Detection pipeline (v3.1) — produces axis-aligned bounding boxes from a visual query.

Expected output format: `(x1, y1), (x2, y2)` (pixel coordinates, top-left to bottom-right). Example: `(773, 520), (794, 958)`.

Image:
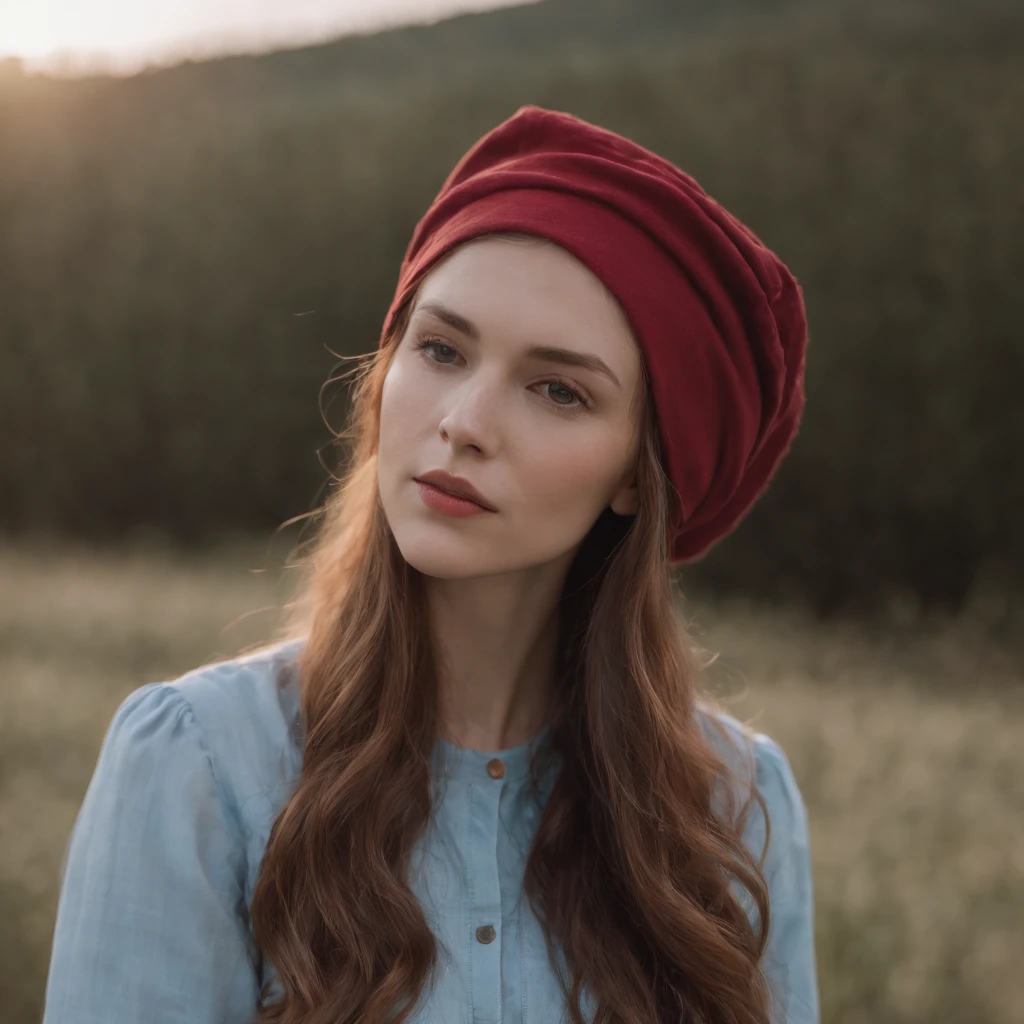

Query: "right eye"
(415, 337), (460, 365)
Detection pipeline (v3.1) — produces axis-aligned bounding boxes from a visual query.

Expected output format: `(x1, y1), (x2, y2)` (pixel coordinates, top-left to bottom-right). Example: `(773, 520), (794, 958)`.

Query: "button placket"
(469, 756), (505, 1024)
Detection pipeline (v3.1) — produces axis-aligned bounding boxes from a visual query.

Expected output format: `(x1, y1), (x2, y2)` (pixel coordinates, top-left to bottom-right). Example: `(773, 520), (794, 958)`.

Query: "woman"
(43, 105), (818, 1024)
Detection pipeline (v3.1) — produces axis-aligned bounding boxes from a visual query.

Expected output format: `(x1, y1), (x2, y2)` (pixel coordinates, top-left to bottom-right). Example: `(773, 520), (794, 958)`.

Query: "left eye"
(544, 382), (580, 406)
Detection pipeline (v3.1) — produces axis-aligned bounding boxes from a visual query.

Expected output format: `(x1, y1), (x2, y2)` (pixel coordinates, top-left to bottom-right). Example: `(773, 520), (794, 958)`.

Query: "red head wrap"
(381, 105), (808, 564)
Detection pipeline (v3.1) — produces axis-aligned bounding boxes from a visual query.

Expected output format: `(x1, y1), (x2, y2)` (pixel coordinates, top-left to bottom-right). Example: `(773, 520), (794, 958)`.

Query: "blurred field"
(1, 539), (1022, 1023)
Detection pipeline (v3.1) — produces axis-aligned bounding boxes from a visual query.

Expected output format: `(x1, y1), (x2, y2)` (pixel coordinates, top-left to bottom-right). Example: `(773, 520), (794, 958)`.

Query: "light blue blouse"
(43, 638), (819, 1024)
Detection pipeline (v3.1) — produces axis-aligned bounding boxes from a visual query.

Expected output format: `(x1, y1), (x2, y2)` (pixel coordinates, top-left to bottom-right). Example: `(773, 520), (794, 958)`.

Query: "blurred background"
(1, 0), (1022, 1020)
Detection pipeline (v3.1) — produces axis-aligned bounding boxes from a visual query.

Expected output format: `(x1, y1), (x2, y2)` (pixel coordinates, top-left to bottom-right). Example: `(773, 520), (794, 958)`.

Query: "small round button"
(476, 924), (496, 944)
(486, 758), (506, 779)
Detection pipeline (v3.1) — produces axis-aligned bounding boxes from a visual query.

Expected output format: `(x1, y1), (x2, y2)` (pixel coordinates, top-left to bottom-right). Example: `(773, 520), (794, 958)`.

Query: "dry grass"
(1, 539), (1021, 1023)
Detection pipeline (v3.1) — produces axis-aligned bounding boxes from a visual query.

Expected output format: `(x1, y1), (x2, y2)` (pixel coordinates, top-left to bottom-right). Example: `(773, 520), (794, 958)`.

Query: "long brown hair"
(250, 234), (774, 1024)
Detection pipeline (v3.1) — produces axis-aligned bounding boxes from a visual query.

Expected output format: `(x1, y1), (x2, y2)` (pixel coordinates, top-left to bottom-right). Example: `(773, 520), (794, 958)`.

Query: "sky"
(0, 0), (532, 76)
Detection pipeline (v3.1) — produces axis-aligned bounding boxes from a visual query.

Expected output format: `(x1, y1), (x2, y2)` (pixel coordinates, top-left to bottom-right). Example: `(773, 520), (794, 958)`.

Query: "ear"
(609, 482), (639, 517)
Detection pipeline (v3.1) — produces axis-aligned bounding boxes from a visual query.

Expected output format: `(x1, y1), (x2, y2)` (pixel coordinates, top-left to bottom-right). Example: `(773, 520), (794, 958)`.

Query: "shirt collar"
(430, 722), (556, 787)
(275, 636), (561, 790)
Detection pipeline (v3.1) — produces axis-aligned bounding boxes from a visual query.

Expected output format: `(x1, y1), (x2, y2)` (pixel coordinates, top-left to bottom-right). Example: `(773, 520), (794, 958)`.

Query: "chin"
(395, 526), (581, 583)
(385, 515), (518, 577)
(397, 538), (506, 580)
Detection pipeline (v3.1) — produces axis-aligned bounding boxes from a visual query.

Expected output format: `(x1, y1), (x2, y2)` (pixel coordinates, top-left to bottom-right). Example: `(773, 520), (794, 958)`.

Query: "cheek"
(379, 361), (429, 453)
(516, 429), (625, 515)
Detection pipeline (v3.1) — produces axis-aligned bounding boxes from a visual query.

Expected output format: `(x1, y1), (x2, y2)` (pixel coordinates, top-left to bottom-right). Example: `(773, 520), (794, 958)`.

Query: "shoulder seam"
(752, 733), (810, 851)
(155, 681), (252, 866)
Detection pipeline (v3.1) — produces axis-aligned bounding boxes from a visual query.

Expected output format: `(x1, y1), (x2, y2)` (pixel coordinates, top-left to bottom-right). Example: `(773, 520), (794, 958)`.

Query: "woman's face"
(377, 235), (644, 580)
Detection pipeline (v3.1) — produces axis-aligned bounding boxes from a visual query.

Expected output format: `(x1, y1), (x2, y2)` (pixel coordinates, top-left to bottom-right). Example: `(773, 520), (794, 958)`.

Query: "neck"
(424, 554), (573, 752)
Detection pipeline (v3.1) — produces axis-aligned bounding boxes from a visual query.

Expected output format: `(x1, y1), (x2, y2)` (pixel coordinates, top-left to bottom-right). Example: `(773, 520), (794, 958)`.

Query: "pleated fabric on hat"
(381, 105), (808, 564)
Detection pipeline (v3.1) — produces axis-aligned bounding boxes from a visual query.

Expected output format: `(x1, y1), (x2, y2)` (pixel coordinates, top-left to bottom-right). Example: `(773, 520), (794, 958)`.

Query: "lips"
(413, 471), (496, 511)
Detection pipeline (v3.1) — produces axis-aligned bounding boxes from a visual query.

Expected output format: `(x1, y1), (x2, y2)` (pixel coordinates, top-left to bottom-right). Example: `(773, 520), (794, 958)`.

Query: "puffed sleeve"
(43, 682), (261, 1024)
(751, 734), (820, 1024)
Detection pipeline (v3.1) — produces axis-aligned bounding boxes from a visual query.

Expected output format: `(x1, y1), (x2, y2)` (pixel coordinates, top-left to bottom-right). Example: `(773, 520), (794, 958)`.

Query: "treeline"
(0, 0), (1021, 615)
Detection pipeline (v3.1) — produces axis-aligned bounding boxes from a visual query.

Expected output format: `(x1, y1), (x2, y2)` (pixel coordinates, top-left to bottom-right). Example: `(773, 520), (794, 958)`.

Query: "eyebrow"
(412, 300), (622, 389)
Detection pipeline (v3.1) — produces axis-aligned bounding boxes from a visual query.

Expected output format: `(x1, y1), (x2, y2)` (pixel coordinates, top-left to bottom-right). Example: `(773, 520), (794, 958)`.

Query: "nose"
(437, 374), (502, 452)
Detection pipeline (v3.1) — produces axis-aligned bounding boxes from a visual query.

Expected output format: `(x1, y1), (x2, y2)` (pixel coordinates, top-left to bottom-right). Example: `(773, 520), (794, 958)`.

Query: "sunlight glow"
(0, 0), (534, 75)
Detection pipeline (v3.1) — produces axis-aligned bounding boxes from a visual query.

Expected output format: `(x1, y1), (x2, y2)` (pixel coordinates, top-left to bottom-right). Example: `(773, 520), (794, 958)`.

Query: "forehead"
(413, 237), (638, 354)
